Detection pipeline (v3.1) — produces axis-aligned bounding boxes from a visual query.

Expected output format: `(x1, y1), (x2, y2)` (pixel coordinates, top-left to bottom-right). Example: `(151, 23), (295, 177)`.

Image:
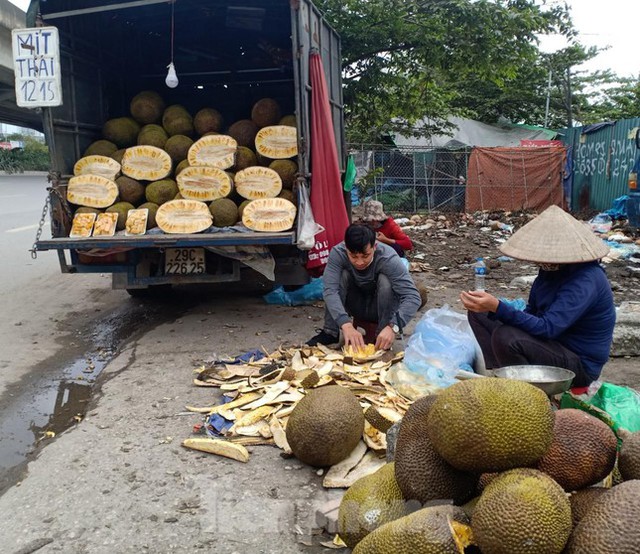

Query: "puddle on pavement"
(0, 291), (206, 497)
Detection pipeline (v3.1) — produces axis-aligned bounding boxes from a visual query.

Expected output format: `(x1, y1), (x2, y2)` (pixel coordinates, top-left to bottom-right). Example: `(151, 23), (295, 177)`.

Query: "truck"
(27, 0), (344, 295)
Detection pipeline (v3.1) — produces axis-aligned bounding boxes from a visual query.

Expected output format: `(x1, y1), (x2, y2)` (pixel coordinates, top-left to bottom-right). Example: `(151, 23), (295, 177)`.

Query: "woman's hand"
(376, 231), (394, 244)
(460, 290), (500, 313)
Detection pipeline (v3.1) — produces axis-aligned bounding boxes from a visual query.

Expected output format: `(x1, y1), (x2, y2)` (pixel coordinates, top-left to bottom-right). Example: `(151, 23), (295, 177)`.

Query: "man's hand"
(375, 325), (395, 350)
(460, 290), (499, 313)
(342, 322), (365, 348)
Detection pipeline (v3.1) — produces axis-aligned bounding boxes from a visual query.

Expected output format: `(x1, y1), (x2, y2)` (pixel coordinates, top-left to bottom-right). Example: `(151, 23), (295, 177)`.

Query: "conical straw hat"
(499, 205), (609, 264)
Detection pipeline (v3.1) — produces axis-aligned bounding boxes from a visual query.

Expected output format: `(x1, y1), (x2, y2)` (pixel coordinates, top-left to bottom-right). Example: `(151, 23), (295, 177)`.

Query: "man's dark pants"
(324, 271), (398, 337)
(468, 311), (592, 388)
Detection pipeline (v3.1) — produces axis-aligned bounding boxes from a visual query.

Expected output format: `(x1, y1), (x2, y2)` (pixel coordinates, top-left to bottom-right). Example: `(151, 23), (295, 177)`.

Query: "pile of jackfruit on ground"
(66, 91), (298, 237)
(183, 345), (640, 553)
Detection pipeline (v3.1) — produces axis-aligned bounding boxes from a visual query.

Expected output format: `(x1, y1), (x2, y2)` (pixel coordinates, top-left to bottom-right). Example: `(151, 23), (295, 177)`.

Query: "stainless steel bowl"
(493, 365), (576, 396)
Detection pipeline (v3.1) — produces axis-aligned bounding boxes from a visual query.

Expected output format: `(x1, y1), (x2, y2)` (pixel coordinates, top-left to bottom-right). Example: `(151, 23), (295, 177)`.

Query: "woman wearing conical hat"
(460, 205), (616, 388)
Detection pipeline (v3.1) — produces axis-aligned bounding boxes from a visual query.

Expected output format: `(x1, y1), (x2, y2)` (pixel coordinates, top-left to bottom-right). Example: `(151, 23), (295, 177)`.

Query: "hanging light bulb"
(165, 1), (178, 88)
(165, 62), (179, 88)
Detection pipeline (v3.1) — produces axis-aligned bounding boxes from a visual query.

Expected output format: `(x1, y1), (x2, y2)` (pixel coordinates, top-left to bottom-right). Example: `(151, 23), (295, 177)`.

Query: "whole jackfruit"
(618, 430), (640, 481)
(338, 463), (410, 548)
(209, 198), (239, 227)
(233, 146), (258, 171)
(162, 105), (193, 137)
(164, 135), (194, 164)
(130, 90), (165, 124)
(106, 201), (135, 231)
(102, 117), (140, 148)
(427, 378), (554, 473)
(395, 395), (478, 505)
(565, 480), (640, 553)
(138, 124), (168, 148)
(84, 140), (118, 157)
(285, 386), (364, 467)
(569, 487), (607, 528)
(145, 179), (179, 205)
(251, 98), (281, 128)
(228, 119), (259, 148)
(116, 176), (145, 205)
(269, 159), (297, 189)
(194, 107), (223, 136)
(537, 408), (617, 491)
(352, 505), (469, 554)
(138, 202), (159, 228)
(472, 468), (572, 554)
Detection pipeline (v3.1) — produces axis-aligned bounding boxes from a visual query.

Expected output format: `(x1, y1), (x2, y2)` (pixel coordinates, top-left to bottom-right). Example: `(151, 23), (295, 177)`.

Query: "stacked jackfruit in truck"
(30, 0), (344, 292)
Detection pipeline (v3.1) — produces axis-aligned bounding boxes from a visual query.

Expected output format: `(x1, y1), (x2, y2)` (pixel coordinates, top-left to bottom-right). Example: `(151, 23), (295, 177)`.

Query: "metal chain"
(30, 190), (50, 259)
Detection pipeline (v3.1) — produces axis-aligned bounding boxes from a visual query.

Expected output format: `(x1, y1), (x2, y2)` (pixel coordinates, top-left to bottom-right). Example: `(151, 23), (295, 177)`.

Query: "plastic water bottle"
(474, 257), (486, 291)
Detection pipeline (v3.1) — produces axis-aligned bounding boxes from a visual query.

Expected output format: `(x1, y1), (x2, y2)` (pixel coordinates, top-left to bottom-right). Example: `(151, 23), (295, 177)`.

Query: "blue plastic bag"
(263, 277), (324, 306)
(404, 305), (476, 387)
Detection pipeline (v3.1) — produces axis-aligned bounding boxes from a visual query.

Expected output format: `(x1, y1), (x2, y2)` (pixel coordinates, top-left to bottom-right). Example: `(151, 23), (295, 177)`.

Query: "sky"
(6, 0), (638, 78)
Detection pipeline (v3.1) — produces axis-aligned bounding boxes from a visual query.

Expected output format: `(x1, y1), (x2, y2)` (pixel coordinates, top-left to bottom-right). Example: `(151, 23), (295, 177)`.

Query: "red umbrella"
(305, 49), (349, 274)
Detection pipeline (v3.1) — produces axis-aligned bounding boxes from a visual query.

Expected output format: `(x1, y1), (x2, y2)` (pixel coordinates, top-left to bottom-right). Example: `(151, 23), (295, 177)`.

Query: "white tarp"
(393, 116), (557, 148)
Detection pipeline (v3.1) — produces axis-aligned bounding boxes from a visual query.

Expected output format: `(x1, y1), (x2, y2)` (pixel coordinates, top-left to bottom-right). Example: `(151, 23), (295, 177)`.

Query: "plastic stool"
(353, 318), (378, 344)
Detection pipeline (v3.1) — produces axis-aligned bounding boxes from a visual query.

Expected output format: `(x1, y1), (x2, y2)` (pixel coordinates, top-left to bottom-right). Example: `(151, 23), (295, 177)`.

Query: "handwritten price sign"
(12, 26), (62, 108)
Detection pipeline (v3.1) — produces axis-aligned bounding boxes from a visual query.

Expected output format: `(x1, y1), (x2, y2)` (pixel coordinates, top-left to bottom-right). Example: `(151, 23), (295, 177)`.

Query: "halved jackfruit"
(177, 166), (233, 201)
(242, 197), (296, 232)
(156, 199), (212, 234)
(73, 155), (121, 181)
(255, 125), (298, 159)
(235, 166), (282, 200)
(67, 175), (119, 208)
(187, 135), (237, 169)
(121, 145), (172, 181)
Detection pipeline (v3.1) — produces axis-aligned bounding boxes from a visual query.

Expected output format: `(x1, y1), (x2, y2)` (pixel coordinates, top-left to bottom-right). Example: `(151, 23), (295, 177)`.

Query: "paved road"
(0, 174), (130, 491)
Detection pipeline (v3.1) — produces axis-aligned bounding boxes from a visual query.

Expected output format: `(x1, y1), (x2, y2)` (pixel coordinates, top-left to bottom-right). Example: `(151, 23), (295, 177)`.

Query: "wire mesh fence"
(348, 144), (566, 215)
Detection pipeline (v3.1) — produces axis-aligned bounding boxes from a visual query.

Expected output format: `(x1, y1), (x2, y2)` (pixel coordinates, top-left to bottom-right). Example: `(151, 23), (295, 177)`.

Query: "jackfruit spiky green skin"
(209, 198), (239, 227)
(194, 108), (224, 136)
(174, 159), (189, 177)
(164, 135), (193, 164)
(228, 119), (258, 148)
(116, 176), (145, 205)
(395, 395), (478, 506)
(233, 147), (258, 171)
(427, 378), (554, 473)
(338, 463), (410, 549)
(537, 409), (617, 491)
(237, 200), (251, 218)
(279, 114), (297, 127)
(251, 98), (281, 128)
(285, 386), (364, 467)
(138, 202), (159, 228)
(277, 189), (295, 204)
(162, 105), (193, 137)
(569, 488), (608, 528)
(111, 149), (126, 164)
(472, 469), (572, 554)
(75, 206), (101, 215)
(102, 117), (141, 148)
(137, 124), (168, 149)
(269, 159), (297, 189)
(352, 505), (468, 554)
(106, 201), (135, 231)
(619, 431), (640, 481)
(145, 179), (178, 205)
(565, 480), (640, 553)
(84, 140), (118, 157)
(130, 90), (165, 124)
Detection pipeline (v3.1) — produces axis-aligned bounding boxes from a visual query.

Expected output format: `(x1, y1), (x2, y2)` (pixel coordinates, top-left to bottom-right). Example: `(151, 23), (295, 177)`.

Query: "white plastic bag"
(296, 183), (324, 250)
(404, 305), (477, 387)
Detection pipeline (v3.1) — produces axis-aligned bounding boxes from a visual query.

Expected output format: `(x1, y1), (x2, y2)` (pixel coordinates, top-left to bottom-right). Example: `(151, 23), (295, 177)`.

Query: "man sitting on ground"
(307, 224), (422, 350)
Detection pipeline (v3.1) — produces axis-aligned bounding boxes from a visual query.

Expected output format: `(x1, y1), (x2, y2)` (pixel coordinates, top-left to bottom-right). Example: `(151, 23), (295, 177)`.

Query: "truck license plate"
(165, 248), (205, 275)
